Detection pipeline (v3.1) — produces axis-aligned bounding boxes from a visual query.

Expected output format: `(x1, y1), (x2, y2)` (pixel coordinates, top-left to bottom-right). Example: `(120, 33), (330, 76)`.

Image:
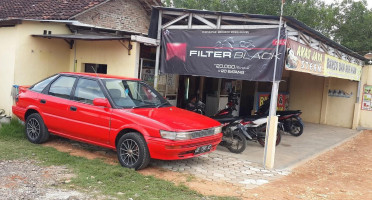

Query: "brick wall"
(75, 0), (150, 34)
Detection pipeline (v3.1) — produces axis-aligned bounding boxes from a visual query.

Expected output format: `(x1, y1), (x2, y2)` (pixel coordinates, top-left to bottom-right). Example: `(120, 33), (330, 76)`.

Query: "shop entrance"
(178, 76), (262, 117)
(177, 75), (202, 109)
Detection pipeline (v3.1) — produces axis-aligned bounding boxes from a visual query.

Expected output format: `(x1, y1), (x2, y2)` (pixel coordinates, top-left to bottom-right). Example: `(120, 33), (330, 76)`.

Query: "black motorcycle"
(257, 97), (304, 137)
(213, 117), (247, 153)
(186, 91), (247, 153)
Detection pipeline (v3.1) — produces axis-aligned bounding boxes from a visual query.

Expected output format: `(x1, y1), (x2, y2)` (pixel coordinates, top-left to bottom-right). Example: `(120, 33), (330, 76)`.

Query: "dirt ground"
(43, 130), (372, 199)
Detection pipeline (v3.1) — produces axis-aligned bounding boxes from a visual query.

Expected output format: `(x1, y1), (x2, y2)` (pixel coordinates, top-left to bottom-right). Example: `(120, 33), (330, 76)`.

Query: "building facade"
(0, 0), (159, 115)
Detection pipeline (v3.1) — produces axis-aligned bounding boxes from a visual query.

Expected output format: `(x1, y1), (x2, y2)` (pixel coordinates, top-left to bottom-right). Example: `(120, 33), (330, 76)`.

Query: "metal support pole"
(73, 40), (77, 72)
(154, 10), (163, 90)
(263, 1), (285, 169)
(253, 81), (259, 113)
(139, 58), (144, 79)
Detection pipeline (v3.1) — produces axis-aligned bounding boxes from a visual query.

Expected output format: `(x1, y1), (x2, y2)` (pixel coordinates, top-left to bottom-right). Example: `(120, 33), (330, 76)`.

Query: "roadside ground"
(43, 130), (372, 199)
(2, 120), (372, 199)
(0, 120), (233, 200)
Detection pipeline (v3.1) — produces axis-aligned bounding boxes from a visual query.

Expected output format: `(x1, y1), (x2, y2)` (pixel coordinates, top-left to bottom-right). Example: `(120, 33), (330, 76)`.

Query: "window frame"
(45, 75), (78, 100)
(71, 77), (107, 105)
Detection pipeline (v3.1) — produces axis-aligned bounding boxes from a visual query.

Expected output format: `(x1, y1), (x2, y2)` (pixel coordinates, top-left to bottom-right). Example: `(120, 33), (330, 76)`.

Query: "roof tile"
(0, 0), (108, 20)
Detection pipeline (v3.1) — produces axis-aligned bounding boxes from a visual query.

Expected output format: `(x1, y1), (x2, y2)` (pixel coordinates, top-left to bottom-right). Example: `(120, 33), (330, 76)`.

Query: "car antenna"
(91, 66), (99, 78)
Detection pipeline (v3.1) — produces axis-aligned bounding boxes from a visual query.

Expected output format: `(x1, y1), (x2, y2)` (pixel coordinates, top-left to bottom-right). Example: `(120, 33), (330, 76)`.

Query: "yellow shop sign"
(324, 54), (362, 81)
(285, 39), (325, 76)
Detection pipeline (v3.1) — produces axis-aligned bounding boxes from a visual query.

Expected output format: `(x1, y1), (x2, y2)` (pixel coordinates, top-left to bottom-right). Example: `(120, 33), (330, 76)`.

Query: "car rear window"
(30, 75), (58, 93)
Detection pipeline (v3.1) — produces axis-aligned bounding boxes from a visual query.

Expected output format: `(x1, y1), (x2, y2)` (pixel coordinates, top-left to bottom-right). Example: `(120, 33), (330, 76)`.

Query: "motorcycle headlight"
(160, 130), (192, 140)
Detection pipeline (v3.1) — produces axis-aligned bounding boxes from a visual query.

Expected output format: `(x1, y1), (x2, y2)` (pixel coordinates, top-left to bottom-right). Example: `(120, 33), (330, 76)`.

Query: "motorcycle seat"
(210, 116), (240, 123)
(243, 114), (267, 121)
(276, 110), (301, 115)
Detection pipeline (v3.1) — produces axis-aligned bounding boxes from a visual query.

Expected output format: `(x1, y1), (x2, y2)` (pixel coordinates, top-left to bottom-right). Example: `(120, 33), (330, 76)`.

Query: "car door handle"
(70, 106), (77, 111)
(40, 99), (46, 104)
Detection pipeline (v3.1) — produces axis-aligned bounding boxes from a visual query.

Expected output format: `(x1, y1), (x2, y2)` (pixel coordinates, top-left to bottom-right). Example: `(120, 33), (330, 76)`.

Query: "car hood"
(128, 106), (220, 132)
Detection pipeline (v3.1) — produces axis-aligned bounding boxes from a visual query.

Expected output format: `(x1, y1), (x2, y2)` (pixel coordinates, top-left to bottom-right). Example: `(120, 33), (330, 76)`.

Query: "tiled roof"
(0, 0), (108, 20)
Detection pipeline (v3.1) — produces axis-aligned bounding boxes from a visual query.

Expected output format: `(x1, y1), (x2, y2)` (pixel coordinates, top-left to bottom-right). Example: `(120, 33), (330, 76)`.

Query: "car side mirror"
(93, 98), (111, 108)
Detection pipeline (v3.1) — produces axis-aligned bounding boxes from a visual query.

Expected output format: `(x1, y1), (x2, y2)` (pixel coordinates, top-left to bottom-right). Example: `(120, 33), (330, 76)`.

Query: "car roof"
(60, 72), (140, 81)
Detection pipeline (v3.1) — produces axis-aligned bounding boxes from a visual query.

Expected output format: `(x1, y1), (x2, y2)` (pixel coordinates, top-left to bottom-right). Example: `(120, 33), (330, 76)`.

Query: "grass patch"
(0, 120), (236, 200)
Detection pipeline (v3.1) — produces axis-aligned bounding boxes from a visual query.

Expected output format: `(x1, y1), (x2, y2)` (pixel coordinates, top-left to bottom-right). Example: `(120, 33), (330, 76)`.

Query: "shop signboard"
(161, 28), (286, 82)
(324, 54), (362, 81)
(362, 85), (372, 111)
(285, 39), (325, 76)
(257, 92), (289, 111)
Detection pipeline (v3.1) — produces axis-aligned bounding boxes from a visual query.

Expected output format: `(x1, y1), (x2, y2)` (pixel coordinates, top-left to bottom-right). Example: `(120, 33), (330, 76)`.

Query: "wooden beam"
(217, 15), (222, 29)
(299, 33), (311, 46)
(188, 13), (193, 28)
(219, 25), (278, 29)
(221, 15), (279, 25)
(320, 43), (329, 52)
(166, 24), (279, 29)
(162, 13), (189, 28)
(194, 14), (217, 29)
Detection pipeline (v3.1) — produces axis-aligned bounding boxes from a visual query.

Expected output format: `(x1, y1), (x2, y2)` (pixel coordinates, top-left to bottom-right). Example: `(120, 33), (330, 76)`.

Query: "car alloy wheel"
(117, 132), (150, 170)
(119, 139), (140, 166)
(27, 118), (41, 140)
(25, 113), (49, 144)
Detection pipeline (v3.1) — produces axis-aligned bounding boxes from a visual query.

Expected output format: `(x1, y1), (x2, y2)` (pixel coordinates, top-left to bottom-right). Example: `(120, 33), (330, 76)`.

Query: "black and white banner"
(160, 28), (286, 82)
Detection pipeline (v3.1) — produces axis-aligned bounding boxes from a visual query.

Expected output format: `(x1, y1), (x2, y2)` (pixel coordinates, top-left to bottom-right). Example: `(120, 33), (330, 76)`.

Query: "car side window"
(74, 78), (105, 104)
(48, 76), (76, 99)
(30, 75), (58, 93)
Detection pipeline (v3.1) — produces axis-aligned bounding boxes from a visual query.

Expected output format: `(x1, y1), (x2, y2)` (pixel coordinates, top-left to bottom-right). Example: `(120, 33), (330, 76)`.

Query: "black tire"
(288, 120), (304, 137)
(227, 131), (247, 154)
(258, 130), (281, 147)
(117, 132), (150, 170)
(25, 113), (49, 144)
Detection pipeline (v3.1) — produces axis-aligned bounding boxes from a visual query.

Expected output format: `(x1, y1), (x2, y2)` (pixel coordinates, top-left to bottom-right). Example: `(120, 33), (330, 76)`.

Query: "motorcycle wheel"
(227, 131), (247, 154)
(257, 131), (281, 147)
(288, 119), (304, 137)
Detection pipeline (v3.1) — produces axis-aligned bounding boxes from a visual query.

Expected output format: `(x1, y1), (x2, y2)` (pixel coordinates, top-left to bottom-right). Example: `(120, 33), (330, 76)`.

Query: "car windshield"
(102, 79), (171, 108)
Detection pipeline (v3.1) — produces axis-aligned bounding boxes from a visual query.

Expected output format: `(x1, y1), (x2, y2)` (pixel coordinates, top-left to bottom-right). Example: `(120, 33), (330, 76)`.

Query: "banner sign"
(285, 39), (325, 76)
(257, 92), (289, 111)
(324, 54), (362, 81)
(362, 85), (372, 111)
(160, 28), (286, 82)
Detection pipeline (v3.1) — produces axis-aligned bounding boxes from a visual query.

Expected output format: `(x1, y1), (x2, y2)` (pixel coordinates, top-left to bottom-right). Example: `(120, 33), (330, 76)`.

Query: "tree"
(333, 0), (372, 54)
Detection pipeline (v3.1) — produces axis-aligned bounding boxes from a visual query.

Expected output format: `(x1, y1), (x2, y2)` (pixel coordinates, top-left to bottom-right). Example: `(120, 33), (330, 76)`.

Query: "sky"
(323, 0), (372, 9)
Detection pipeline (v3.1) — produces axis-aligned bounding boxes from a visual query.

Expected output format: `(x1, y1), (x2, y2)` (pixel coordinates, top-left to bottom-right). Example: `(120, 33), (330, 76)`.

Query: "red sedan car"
(12, 72), (222, 170)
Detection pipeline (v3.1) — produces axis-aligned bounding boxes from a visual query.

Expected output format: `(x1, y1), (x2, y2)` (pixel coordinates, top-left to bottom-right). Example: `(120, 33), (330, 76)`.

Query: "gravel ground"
(0, 160), (108, 200)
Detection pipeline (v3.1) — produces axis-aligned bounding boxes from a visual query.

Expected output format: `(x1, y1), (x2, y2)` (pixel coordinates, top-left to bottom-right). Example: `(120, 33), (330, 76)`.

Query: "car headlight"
(214, 125), (222, 134)
(160, 130), (192, 140)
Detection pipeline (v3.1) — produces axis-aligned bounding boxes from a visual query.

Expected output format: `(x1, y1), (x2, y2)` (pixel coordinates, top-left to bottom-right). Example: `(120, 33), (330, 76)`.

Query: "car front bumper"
(146, 132), (222, 160)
